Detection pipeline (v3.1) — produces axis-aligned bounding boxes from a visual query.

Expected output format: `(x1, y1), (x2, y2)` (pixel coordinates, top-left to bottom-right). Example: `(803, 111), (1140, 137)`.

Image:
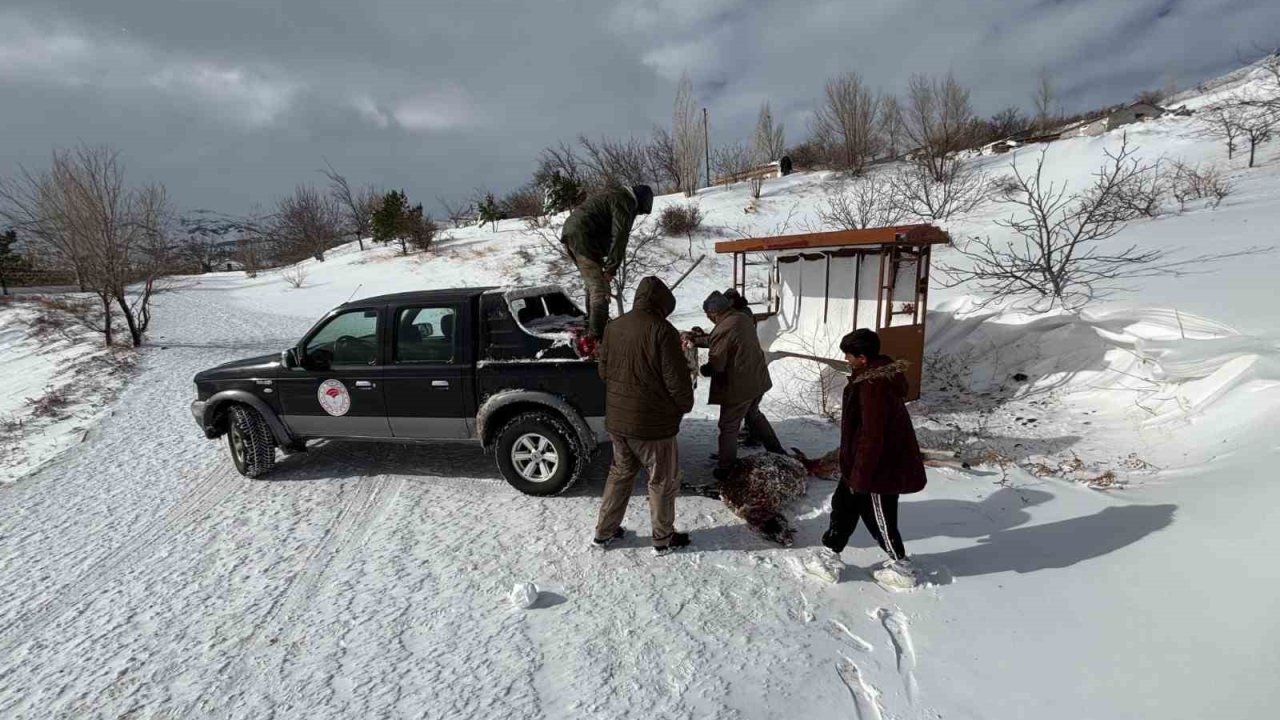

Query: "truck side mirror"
(281, 348), (298, 369)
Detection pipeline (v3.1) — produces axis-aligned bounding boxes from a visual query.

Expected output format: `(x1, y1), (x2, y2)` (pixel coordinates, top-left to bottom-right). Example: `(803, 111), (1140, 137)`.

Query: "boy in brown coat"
(821, 329), (927, 588)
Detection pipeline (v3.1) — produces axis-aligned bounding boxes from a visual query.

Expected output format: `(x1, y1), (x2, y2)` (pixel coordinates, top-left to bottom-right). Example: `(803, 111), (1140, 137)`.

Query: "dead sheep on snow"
(718, 453), (809, 546)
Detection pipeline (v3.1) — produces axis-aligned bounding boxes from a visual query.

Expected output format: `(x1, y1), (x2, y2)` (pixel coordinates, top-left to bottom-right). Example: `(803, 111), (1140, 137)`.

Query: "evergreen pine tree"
(372, 190), (409, 254)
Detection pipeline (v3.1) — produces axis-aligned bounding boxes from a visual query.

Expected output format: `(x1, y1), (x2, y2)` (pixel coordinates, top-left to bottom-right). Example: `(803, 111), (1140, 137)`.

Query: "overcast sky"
(2, 0), (1278, 217)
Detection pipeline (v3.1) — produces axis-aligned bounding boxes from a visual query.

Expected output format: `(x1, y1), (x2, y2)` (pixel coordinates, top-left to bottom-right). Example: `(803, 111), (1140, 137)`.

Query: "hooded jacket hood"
(632, 275), (676, 318)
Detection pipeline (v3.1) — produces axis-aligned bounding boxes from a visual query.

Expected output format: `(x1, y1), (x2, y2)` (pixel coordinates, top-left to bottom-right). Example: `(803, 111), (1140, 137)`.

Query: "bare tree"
(500, 186), (544, 219)
(1200, 102), (1247, 159)
(437, 196), (474, 228)
(0, 145), (175, 346)
(1096, 153), (1166, 220)
(609, 220), (668, 314)
(773, 332), (846, 421)
(880, 95), (907, 159)
(1169, 160), (1232, 211)
(646, 126), (682, 194)
(811, 72), (882, 173)
(321, 161), (379, 251)
(904, 72), (978, 181)
(234, 237), (262, 278)
(1033, 67), (1056, 129)
(754, 101), (786, 162)
(272, 185), (342, 262)
(986, 107), (1031, 141)
(1233, 102), (1277, 168)
(889, 156), (990, 221)
(578, 134), (651, 188)
(673, 74), (704, 197)
(819, 173), (907, 230)
(1172, 158), (1228, 208)
(711, 142), (754, 188)
(535, 141), (586, 188)
(938, 136), (1254, 309)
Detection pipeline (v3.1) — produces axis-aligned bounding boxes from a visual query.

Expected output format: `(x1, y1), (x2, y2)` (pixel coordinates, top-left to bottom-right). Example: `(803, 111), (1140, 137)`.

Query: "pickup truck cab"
(190, 286), (605, 495)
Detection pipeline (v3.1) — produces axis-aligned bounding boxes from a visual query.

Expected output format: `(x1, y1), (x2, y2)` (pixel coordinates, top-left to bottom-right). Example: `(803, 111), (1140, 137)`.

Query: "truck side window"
(304, 309), (379, 366)
(395, 306), (457, 364)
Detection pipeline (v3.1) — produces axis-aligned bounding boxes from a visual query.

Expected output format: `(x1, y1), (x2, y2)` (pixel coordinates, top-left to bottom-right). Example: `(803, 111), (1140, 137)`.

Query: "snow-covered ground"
(2, 64), (1279, 718)
(0, 298), (133, 485)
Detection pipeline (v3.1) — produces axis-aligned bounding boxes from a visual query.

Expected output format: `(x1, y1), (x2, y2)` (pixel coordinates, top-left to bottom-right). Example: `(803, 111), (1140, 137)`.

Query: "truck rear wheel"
(495, 411), (582, 496)
(227, 404), (276, 478)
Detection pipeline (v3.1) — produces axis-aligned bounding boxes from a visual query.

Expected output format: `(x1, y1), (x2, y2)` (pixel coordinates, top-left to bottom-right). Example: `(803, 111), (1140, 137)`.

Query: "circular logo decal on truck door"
(317, 379), (351, 416)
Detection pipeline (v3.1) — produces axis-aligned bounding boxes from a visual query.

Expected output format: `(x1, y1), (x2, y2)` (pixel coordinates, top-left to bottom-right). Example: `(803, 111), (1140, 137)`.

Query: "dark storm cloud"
(2, 1), (1278, 215)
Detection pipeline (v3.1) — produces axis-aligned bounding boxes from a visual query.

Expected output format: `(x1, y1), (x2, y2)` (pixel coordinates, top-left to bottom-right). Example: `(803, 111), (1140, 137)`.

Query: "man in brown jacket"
(594, 276), (695, 555)
(699, 291), (785, 483)
(820, 329), (928, 589)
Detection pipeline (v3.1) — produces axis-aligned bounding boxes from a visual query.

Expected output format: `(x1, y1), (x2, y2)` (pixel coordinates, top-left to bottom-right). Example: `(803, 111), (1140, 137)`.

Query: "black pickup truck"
(190, 286), (606, 495)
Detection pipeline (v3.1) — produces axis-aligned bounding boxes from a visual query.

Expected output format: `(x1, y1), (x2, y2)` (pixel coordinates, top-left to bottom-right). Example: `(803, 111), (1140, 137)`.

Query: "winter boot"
(654, 531), (691, 556)
(592, 526), (627, 548)
(872, 559), (921, 590)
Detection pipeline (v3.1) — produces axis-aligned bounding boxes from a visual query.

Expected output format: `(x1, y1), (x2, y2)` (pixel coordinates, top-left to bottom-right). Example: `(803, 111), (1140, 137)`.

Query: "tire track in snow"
(257, 476), (403, 647)
(188, 475), (403, 715)
(0, 462), (241, 656)
(874, 607), (920, 705)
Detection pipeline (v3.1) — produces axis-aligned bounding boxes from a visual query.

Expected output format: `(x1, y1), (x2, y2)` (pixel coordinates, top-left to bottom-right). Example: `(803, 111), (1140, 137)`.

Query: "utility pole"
(702, 107), (710, 190)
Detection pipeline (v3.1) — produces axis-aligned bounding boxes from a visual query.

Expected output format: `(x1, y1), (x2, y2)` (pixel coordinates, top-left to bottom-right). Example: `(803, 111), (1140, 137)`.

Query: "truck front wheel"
(494, 411), (582, 496)
(226, 404), (277, 478)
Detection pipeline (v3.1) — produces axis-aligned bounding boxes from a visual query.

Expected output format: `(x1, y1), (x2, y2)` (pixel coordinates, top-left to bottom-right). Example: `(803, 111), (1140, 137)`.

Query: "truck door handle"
(355, 381), (376, 389)
(431, 380), (450, 388)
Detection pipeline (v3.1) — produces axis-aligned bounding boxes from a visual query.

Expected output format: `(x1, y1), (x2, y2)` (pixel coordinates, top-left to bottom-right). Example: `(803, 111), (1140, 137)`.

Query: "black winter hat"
(723, 287), (749, 311)
(703, 291), (732, 314)
(632, 184), (654, 215)
(839, 328), (880, 357)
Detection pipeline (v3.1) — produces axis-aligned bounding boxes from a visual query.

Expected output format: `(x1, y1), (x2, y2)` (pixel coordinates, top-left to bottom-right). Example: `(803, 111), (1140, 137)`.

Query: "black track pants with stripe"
(822, 483), (907, 560)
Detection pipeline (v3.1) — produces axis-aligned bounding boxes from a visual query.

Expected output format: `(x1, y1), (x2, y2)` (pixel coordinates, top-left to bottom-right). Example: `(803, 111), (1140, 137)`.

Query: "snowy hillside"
(1, 66), (1278, 719)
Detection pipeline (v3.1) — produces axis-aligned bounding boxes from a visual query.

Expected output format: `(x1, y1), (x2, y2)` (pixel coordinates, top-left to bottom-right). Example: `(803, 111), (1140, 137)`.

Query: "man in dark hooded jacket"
(820, 329), (928, 589)
(561, 184), (655, 339)
(594, 276), (695, 555)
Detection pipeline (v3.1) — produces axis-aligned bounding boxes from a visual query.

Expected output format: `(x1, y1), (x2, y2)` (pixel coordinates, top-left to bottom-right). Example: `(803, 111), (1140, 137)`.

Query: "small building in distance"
(1067, 101), (1167, 138)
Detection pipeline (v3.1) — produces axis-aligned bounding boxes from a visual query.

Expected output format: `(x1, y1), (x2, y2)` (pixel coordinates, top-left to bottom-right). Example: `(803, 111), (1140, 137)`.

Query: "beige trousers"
(595, 434), (680, 546)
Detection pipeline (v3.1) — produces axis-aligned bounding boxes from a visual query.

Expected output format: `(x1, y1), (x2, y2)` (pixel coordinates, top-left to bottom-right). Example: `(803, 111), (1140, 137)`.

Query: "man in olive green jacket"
(560, 184), (654, 338)
(595, 275), (695, 555)
(699, 291), (785, 481)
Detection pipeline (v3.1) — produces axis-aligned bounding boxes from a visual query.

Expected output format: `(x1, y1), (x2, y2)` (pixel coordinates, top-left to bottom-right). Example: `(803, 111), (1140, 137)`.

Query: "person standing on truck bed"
(699, 291), (786, 483)
(560, 184), (654, 339)
(593, 275), (695, 556)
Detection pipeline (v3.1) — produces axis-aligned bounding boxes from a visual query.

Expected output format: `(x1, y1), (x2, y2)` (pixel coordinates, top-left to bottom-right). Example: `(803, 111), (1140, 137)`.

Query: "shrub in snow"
(819, 173), (907, 230)
(280, 264), (308, 289)
(1170, 160), (1232, 211)
(658, 203), (702, 237)
(501, 187), (544, 220)
(889, 157), (990, 221)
